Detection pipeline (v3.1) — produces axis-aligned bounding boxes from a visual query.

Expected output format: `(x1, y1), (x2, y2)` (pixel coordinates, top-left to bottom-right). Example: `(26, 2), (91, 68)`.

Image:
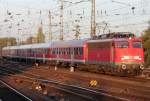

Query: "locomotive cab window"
(115, 41), (129, 48)
(132, 41), (142, 48)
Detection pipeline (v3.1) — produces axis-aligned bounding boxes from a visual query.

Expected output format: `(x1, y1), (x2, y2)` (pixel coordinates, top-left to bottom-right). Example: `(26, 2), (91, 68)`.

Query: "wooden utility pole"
(90, 0), (96, 38)
(60, 0), (64, 40)
(48, 10), (52, 40)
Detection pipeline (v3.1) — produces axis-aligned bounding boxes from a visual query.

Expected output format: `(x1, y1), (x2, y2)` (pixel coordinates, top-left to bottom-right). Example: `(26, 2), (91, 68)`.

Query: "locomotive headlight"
(121, 58), (124, 60)
(122, 64), (126, 70)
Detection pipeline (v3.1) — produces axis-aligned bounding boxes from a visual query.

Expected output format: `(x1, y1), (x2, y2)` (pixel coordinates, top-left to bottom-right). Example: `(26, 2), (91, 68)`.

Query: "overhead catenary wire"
(0, 0), (149, 40)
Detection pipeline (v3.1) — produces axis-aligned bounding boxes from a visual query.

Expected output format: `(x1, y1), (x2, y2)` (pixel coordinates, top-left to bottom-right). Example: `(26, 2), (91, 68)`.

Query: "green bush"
(142, 26), (150, 68)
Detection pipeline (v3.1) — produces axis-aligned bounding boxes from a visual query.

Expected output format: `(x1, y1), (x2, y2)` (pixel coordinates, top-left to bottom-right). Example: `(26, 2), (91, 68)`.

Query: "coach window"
(74, 48), (76, 55)
(61, 48), (63, 55)
(68, 48), (70, 55)
(115, 41), (129, 48)
(62, 48), (64, 55)
(57, 48), (58, 54)
(55, 48), (57, 54)
(65, 48), (67, 55)
(56, 48), (58, 54)
(49, 49), (51, 54)
(52, 48), (54, 54)
(79, 47), (83, 55)
(74, 48), (77, 55)
(53, 48), (55, 54)
(68, 48), (69, 55)
(77, 48), (79, 55)
(58, 48), (60, 54)
(51, 48), (54, 54)
(66, 48), (68, 55)
(70, 48), (72, 55)
(44, 49), (47, 54)
(64, 48), (66, 55)
(54, 48), (56, 54)
(47, 49), (49, 54)
(51, 48), (53, 54)
(73, 48), (75, 55)
(76, 48), (79, 55)
(77, 48), (80, 55)
(63, 48), (65, 55)
(59, 48), (60, 54)
(44, 49), (46, 54)
(56, 48), (57, 54)
(32, 49), (35, 54)
(65, 48), (67, 54)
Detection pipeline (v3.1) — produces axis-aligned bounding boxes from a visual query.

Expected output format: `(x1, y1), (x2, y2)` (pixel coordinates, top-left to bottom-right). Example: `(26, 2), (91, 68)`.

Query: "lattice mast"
(90, 0), (96, 38)
(60, 0), (64, 40)
(48, 10), (52, 40)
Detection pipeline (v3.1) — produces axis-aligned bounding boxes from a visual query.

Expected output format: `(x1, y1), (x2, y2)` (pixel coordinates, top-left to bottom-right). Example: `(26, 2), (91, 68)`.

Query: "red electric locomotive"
(2, 32), (144, 76)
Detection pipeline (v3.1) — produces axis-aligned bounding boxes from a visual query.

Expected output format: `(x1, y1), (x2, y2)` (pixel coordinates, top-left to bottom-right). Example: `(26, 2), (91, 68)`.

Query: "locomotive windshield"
(132, 41), (142, 48)
(115, 41), (129, 48)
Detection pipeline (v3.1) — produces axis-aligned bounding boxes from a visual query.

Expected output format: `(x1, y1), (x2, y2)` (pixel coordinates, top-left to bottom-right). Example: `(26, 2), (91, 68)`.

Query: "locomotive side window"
(132, 41), (142, 48)
(115, 41), (129, 48)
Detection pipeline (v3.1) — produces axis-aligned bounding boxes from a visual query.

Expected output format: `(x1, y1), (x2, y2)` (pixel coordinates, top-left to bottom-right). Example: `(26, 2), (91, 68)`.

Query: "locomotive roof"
(87, 38), (128, 43)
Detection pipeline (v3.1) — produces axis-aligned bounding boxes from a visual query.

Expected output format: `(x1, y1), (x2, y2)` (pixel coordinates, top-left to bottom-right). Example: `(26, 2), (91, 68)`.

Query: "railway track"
(0, 59), (150, 101)
(1, 59), (149, 81)
(0, 79), (32, 101)
(0, 64), (130, 101)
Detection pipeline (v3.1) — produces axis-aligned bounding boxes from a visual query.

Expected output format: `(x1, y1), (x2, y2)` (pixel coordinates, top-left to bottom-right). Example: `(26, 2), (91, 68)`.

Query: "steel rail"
(0, 66), (130, 101)
(0, 79), (32, 101)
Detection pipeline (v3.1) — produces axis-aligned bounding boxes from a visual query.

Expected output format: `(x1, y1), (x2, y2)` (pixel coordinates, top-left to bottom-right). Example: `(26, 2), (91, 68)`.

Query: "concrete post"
(70, 66), (74, 72)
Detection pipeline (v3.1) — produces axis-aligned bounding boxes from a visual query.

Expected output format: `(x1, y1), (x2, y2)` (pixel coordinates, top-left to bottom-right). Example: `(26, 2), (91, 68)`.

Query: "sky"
(0, 0), (150, 41)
